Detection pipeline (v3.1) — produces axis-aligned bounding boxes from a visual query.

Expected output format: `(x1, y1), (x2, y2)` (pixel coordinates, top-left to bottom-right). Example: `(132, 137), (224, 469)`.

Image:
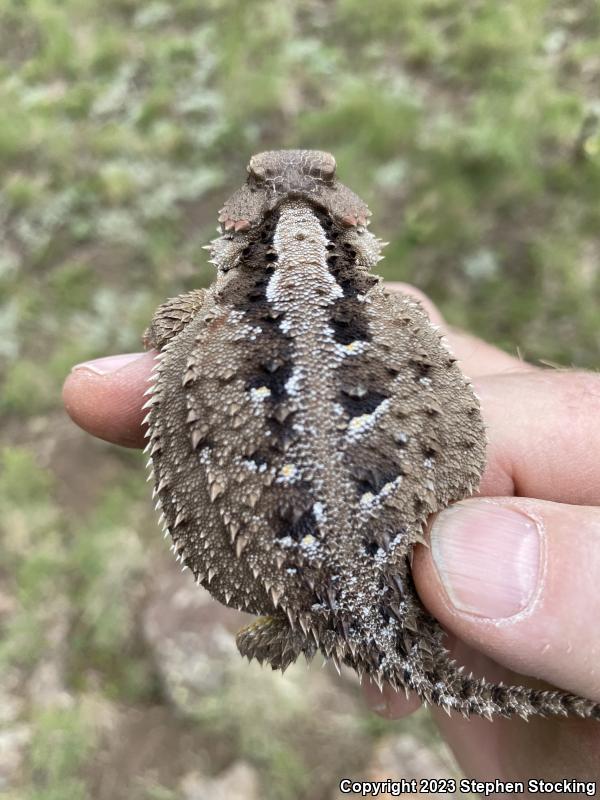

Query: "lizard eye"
(306, 151), (336, 181)
(247, 154), (269, 182)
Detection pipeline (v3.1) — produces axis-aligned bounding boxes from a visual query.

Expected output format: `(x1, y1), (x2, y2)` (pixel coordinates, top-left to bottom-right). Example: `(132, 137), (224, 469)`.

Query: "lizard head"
(218, 149), (371, 232)
(247, 149), (337, 186)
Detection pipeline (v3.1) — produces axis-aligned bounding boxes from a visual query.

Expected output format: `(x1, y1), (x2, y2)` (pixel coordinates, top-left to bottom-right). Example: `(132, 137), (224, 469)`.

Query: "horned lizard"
(143, 150), (599, 721)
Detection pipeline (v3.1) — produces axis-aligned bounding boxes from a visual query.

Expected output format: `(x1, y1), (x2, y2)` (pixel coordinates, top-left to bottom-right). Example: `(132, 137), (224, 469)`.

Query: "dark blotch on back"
(330, 299), (370, 345)
(275, 485), (319, 541)
(363, 539), (381, 556)
(266, 414), (297, 453)
(281, 507), (319, 542)
(246, 361), (293, 401)
(353, 464), (401, 495)
(339, 386), (388, 417)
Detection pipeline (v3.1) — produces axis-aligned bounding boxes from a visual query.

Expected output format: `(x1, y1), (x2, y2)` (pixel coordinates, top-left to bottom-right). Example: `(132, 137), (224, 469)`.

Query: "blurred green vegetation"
(1, 0), (599, 797)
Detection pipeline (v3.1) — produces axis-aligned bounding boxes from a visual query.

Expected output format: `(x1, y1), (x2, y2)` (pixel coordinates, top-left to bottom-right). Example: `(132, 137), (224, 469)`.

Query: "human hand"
(62, 283), (600, 782)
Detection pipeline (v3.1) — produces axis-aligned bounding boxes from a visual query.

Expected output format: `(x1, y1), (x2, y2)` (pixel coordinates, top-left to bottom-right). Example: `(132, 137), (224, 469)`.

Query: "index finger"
(475, 370), (600, 506)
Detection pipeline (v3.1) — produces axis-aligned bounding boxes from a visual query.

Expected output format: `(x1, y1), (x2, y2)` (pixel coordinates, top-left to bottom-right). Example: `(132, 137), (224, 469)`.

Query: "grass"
(27, 706), (95, 800)
(1, 0), (599, 797)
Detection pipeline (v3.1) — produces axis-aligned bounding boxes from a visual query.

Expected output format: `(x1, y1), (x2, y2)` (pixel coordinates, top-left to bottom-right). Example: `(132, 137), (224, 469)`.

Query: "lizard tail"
(397, 640), (600, 721)
(356, 564), (600, 721)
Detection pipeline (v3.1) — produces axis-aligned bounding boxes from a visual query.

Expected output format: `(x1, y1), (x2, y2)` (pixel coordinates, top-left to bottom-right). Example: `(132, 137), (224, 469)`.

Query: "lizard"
(142, 149), (600, 721)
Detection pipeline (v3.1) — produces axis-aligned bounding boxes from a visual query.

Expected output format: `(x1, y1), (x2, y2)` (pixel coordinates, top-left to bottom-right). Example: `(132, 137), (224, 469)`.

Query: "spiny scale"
(144, 149), (600, 721)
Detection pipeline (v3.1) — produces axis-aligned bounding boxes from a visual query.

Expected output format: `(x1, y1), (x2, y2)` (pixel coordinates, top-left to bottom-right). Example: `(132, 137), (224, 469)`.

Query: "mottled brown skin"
(143, 150), (600, 721)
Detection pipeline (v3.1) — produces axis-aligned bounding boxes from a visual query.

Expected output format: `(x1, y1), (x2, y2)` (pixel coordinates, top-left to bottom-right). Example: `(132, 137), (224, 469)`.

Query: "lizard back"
(144, 151), (600, 720)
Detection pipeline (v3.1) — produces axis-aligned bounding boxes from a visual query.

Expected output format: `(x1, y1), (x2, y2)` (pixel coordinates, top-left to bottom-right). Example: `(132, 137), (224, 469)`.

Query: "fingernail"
(72, 353), (146, 376)
(430, 502), (541, 620)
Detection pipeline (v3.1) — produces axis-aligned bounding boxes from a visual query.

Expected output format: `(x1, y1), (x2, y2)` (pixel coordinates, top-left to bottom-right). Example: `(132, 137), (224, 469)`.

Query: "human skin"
(62, 282), (600, 782)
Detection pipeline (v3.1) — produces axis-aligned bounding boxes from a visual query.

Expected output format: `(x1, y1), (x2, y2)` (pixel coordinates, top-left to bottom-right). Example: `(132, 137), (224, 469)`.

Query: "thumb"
(413, 497), (600, 703)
